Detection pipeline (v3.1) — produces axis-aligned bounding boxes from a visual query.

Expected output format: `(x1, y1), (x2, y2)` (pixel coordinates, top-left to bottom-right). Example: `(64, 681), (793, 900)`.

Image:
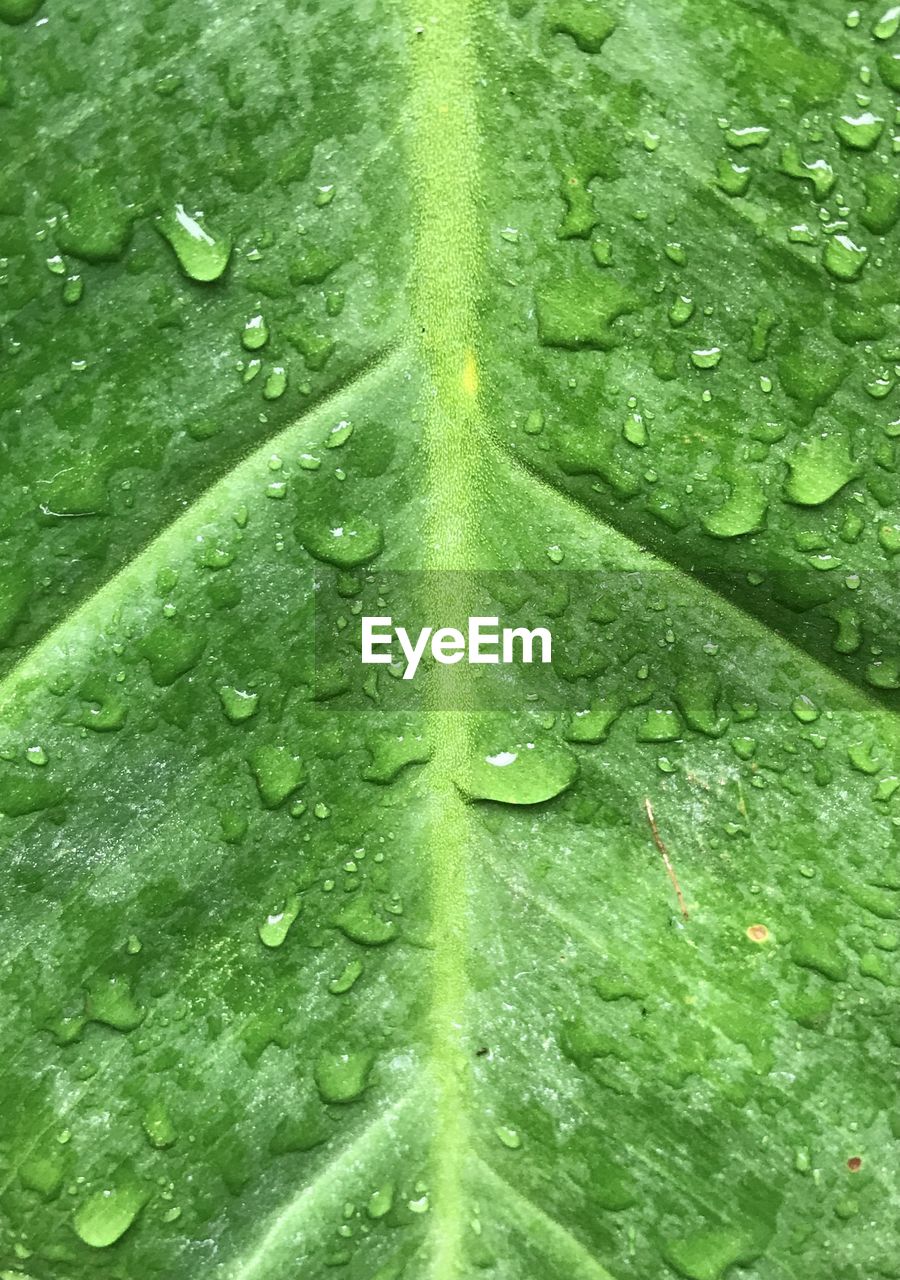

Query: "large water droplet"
(0, 0), (42, 22)
(314, 1050), (374, 1104)
(299, 518), (384, 568)
(457, 738), (577, 804)
(248, 745), (305, 809)
(550, 1), (617, 53)
(73, 1183), (147, 1248)
(834, 111), (884, 151)
(784, 435), (857, 505)
(218, 686), (259, 723)
(823, 234), (868, 282)
(84, 976), (143, 1032)
(663, 1228), (761, 1280)
(157, 204), (231, 282)
(701, 476), (767, 538)
(334, 895), (397, 946)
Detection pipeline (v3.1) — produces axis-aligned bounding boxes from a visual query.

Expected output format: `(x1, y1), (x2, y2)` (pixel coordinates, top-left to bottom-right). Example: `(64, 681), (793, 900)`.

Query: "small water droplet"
(242, 314), (269, 350)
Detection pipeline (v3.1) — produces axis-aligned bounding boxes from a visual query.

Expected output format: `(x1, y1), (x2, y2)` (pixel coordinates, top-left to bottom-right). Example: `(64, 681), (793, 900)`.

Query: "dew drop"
(263, 366), (287, 400)
(299, 518), (384, 568)
(784, 435), (857, 505)
(73, 1183), (147, 1249)
(242, 314), (269, 350)
(457, 738), (578, 805)
(218, 686), (259, 723)
(823, 234), (868, 282)
(0, 0), (44, 23)
(834, 111), (884, 150)
(314, 1050), (374, 1104)
(157, 204), (231, 282)
(258, 895), (300, 949)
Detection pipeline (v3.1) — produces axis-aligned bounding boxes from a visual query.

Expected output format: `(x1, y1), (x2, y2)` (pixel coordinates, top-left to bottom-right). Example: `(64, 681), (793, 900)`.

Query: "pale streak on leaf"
(229, 1092), (418, 1280)
(474, 1157), (620, 1280)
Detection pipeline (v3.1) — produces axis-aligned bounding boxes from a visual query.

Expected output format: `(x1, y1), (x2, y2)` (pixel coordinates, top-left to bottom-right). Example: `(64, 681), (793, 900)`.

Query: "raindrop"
(157, 204), (231, 282)
(73, 1183), (147, 1248)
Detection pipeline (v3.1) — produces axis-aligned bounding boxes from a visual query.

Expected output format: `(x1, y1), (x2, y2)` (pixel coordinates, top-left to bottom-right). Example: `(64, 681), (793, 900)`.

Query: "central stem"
(406, 1), (487, 1273)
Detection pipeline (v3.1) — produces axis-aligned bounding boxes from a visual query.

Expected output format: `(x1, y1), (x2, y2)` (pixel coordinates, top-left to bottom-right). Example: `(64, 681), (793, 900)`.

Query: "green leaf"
(1, 1), (899, 1278)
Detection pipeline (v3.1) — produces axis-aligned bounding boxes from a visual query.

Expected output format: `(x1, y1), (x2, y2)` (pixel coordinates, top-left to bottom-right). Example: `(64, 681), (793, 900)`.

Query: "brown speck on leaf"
(746, 924), (769, 943)
(847, 1156), (862, 1172)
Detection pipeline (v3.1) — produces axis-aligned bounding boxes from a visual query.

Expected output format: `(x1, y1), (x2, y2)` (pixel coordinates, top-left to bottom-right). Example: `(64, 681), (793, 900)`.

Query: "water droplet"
(637, 707), (683, 742)
(536, 272), (638, 350)
(61, 274), (84, 305)
(701, 476), (767, 538)
(550, 2), (617, 53)
(142, 1100), (177, 1149)
(823, 233), (868, 282)
(314, 1050), (374, 1104)
(878, 50), (900, 91)
(726, 125), (770, 149)
(779, 144), (835, 198)
(623, 412), (647, 446)
(263, 366), (287, 400)
(791, 695), (819, 723)
(0, 0), (44, 24)
(564, 696), (623, 743)
(73, 1183), (147, 1248)
(456, 738), (578, 805)
(690, 347), (721, 369)
(242, 314), (269, 350)
(784, 435), (857, 505)
(367, 1183), (394, 1219)
(834, 111), (884, 150)
(157, 204), (231, 282)
(873, 4), (900, 39)
(663, 1229), (761, 1280)
(362, 733), (431, 784)
(668, 295), (694, 327)
(334, 895), (397, 946)
(878, 522), (900, 554)
(495, 1126), (522, 1149)
(258, 895), (300, 948)
(591, 238), (613, 267)
(19, 1151), (64, 1199)
(329, 959), (363, 994)
(716, 156), (751, 196)
(218, 686), (259, 723)
(325, 419), (353, 449)
(85, 976), (143, 1032)
(248, 745), (305, 808)
(299, 517), (383, 568)
(791, 934), (848, 982)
